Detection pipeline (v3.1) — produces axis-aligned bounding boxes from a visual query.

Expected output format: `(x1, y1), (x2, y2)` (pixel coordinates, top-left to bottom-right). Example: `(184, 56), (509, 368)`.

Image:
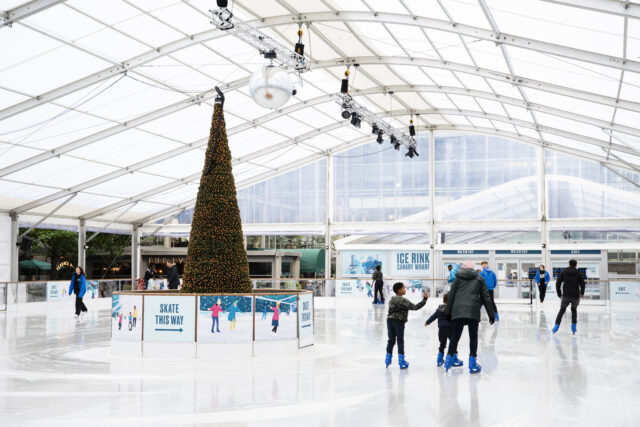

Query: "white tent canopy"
(1, 0), (640, 229)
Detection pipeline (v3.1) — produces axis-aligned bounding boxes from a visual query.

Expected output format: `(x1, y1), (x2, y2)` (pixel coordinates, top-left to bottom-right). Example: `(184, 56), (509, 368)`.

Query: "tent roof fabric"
(1, 0), (639, 228)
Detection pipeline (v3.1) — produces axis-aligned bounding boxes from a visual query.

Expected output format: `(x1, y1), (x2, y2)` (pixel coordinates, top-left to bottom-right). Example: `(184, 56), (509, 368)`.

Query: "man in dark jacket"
(166, 261), (180, 290)
(445, 261), (495, 374)
(552, 259), (585, 335)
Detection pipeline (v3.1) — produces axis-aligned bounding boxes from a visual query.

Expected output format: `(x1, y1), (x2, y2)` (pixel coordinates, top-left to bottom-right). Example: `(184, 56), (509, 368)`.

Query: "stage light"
(405, 147), (419, 158)
(350, 113), (361, 128)
(390, 135), (397, 146)
(371, 123), (379, 134)
(341, 109), (351, 119)
(376, 131), (384, 144)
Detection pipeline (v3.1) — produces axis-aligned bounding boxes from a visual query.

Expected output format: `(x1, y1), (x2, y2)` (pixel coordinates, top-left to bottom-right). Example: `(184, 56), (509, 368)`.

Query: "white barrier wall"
(0, 214), (12, 283)
(111, 292), (314, 358)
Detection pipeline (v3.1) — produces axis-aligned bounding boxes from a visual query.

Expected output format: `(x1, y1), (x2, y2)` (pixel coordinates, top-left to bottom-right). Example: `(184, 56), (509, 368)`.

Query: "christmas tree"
(181, 90), (252, 293)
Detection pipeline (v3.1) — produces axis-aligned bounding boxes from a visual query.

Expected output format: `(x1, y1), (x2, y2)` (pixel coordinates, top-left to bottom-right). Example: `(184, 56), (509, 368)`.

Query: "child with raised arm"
(385, 282), (430, 369)
(425, 293), (456, 367)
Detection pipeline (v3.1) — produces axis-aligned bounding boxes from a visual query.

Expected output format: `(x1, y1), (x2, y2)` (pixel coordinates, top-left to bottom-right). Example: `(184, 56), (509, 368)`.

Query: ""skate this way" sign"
(143, 295), (195, 342)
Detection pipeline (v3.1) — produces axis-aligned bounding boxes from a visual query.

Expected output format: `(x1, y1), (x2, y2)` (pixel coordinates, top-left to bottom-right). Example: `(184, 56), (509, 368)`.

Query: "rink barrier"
(1, 278), (638, 311)
(110, 289), (314, 358)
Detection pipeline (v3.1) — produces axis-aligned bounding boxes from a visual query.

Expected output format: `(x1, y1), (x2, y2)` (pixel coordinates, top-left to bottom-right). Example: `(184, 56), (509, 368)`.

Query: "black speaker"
(20, 236), (33, 253)
(340, 78), (349, 94)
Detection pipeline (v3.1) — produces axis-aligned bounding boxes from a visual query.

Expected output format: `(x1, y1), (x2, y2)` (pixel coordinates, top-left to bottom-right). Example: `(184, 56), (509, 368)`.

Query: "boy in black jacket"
(552, 259), (586, 335)
(425, 293), (454, 367)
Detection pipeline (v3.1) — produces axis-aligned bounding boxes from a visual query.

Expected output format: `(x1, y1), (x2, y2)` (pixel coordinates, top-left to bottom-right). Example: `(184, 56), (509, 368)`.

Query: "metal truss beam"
(3, 10), (638, 122)
(314, 56), (640, 114)
(0, 78), (248, 179)
(0, 0), (66, 28)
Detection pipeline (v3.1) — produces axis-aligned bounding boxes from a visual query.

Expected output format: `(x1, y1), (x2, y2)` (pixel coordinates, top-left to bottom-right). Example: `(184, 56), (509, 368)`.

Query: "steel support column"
(78, 219), (86, 270)
(429, 130), (438, 295)
(10, 213), (19, 282)
(131, 225), (140, 283)
(325, 154), (334, 280)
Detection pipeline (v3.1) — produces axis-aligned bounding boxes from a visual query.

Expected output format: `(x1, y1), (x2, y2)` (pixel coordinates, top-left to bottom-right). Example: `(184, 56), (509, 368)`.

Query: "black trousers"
(538, 285), (547, 302)
(447, 318), (479, 358)
(386, 319), (405, 354)
(75, 297), (87, 316)
(438, 326), (452, 354)
(374, 281), (384, 303)
(488, 289), (498, 314)
(555, 297), (579, 325)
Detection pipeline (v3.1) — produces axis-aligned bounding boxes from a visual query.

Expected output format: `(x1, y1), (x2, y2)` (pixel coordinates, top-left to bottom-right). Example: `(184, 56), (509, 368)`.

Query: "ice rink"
(1, 297), (639, 426)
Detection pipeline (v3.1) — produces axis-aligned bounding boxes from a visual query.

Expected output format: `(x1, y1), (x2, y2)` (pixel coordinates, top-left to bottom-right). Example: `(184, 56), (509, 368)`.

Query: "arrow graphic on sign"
(155, 328), (183, 332)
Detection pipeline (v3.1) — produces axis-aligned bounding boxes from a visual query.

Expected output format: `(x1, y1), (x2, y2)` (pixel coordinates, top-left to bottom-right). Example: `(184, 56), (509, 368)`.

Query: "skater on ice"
(535, 265), (551, 303)
(552, 259), (585, 335)
(425, 293), (454, 367)
(445, 260), (495, 374)
(385, 282), (429, 369)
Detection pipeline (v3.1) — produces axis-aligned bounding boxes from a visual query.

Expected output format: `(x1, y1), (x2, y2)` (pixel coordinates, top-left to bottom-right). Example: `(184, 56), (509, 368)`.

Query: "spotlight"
(371, 123), (379, 134)
(376, 131), (384, 144)
(390, 135), (397, 146)
(409, 123), (416, 137)
(394, 140), (401, 150)
(217, 0), (228, 7)
(350, 112), (361, 128)
(341, 109), (351, 119)
(405, 147), (419, 158)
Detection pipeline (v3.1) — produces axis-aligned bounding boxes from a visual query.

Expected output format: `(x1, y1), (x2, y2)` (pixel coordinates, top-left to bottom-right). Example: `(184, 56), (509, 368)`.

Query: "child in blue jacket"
(68, 266), (88, 318)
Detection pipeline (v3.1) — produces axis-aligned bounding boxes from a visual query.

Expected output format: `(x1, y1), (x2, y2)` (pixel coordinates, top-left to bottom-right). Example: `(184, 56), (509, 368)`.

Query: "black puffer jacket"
(446, 269), (494, 322)
(555, 267), (585, 299)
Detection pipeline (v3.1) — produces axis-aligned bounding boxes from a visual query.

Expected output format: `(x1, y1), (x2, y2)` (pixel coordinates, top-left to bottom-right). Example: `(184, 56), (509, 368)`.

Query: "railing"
(0, 277), (638, 310)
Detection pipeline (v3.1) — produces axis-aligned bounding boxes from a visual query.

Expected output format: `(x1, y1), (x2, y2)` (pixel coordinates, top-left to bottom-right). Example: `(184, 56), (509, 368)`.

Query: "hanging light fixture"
(376, 131), (384, 144)
(249, 51), (293, 109)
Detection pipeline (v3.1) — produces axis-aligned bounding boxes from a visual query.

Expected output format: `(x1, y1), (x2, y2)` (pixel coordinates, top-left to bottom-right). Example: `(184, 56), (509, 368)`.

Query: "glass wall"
(333, 140), (429, 222)
(546, 151), (640, 218)
(237, 160), (326, 223)
(435, 134), (538, 220)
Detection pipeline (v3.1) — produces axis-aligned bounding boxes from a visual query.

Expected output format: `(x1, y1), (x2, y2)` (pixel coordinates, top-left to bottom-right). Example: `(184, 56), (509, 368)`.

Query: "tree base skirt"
(110, 289), (314, 359)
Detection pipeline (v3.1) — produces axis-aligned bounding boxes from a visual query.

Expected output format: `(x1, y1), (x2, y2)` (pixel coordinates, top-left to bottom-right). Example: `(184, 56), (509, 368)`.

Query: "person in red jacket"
(209, 299), (223, 333)
(270, 302), (280, 335)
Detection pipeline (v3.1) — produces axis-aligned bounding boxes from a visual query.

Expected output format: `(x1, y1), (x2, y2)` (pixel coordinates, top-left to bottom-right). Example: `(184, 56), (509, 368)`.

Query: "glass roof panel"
(441, 0), (492, 29)
(487, 0), (624, 57)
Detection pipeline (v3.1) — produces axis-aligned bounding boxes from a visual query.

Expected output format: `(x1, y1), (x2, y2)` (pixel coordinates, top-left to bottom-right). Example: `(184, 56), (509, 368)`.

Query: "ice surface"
(0, 298), (639, 426)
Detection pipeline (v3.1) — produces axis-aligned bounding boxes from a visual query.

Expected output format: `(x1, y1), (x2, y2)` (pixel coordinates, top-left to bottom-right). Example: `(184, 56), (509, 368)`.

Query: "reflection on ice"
(0, 298), (638, 425)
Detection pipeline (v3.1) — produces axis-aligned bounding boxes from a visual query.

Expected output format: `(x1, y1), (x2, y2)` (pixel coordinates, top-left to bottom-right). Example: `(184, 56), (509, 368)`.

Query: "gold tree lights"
(181, 89), (252, 293)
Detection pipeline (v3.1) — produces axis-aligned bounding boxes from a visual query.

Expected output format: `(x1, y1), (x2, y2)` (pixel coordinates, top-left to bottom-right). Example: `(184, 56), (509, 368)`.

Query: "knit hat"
(462, 260), (476, 269)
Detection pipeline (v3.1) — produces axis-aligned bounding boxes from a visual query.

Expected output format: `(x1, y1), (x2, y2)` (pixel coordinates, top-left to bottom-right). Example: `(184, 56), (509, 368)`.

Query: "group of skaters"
(208, 299), (285, 335)
(115, 306), (138, 330)
(381, 259), (586, 373)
